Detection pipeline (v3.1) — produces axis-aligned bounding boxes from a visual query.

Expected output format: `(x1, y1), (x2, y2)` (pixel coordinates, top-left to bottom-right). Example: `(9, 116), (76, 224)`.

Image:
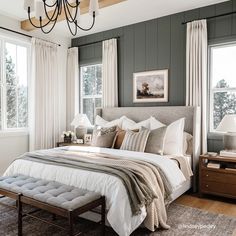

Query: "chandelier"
(24, 0), (99, 35)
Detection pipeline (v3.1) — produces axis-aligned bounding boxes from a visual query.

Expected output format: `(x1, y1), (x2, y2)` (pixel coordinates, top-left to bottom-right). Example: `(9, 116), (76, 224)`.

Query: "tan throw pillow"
(120, 128), (150, 152)
(91, 126), (117, 148)
(145, 127), (167, 155)
(113, 128), (139, 149)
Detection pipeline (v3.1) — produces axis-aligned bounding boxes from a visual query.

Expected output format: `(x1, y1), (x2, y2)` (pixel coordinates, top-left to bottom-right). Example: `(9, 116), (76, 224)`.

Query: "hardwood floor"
(175, 194), (236, 217)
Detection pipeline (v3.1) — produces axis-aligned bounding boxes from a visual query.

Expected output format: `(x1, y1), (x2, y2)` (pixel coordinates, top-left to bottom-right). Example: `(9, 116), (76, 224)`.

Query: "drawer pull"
(206, 174), (209, 177)
(206, 185), (208, 188)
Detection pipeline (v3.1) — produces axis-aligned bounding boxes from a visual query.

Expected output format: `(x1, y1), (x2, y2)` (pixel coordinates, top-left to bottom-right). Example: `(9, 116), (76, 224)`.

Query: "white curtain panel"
(30, 38), (60, 151)
(66, 47), (79, 130)
(102, 38), (118, 107)
(186, 19), (208, 154)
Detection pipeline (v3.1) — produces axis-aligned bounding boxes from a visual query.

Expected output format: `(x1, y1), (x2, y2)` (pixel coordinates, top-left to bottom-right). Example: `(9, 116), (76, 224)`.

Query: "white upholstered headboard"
(96, 106), (201, 192)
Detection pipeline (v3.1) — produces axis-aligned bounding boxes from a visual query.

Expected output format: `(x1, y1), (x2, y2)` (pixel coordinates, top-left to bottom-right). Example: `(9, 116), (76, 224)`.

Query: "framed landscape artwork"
(133, 69), (168, 103)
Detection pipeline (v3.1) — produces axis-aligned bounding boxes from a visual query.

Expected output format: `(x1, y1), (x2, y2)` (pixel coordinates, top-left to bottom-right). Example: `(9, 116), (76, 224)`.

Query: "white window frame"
(0, 35), (30, 134)
(80, 63), (102, 124)
(209, 42), (236, 132)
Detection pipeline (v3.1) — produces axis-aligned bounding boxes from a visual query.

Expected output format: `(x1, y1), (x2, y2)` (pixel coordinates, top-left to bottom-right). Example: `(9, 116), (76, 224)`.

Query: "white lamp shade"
(216, 114), (236, 133)
(35, 1), (46, 19)
(71, 114), (92, 128)
(24, 0), (35, 12)
(89, 0), (99, 17)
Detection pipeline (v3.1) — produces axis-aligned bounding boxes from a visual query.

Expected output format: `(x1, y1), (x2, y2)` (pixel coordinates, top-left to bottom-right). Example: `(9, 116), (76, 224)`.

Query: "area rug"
(0, 198), (235, 236)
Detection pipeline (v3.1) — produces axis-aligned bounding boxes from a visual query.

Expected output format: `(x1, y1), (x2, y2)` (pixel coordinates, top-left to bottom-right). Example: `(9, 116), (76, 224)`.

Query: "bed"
(4, 106), (201, 236)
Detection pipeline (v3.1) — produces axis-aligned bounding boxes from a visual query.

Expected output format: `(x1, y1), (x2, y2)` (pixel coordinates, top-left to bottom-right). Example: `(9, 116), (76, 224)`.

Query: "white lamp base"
(76, 126), (87, 139)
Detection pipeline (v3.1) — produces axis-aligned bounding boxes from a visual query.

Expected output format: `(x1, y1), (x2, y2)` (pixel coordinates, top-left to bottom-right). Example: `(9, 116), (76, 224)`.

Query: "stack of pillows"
(91, 115), (193, 156)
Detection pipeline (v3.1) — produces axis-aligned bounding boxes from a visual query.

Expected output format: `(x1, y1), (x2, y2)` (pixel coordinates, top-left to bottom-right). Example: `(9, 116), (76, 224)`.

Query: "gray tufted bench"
(0, 175), (106, 236)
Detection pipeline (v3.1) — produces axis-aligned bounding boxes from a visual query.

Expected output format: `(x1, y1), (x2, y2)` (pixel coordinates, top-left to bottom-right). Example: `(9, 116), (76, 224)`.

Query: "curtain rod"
(182, 11), (236, 25)
(72, 36), (120, 48)
(0, 26), (61, 47)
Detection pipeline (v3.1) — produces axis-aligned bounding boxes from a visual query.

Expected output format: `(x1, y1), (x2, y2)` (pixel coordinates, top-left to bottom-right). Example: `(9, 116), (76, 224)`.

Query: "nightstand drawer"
(201, 181), (236, 197)
(202, 170), (236, 185)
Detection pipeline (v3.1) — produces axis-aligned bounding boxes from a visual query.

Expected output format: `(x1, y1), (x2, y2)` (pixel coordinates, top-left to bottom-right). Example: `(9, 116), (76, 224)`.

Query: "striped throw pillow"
(120, 128), (150, 152)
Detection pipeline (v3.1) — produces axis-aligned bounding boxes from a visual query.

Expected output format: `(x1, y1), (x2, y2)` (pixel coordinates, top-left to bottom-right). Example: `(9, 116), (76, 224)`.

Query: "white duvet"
(4, 146), (187, 236)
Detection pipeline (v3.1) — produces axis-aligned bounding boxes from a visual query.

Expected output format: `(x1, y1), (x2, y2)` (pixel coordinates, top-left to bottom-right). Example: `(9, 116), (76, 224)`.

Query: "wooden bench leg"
(101, 197), (106, 236)
(17, 194), (23, 236)
(68, 211), (74, 236)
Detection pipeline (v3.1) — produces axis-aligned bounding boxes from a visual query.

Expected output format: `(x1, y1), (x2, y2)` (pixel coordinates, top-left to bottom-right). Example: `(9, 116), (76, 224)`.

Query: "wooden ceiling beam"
(21, 0), (126, 31)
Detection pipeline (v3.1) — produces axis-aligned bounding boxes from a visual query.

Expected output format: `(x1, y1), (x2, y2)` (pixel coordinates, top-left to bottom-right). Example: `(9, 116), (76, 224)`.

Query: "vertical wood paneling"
(157, 16), (171, 70)
(199, 5), (216, 40)
(145, 19), (158, 71)
(118, 34), (124, 107)
(184, 9), (199, 22)
(79, 45), (95, 64)
(123, 25), (134, 106)
(71, 0), (236, 151)
(134, 22), (146, 72)
(94, 42), (102, 60)
(170, 13), (185, 105)
(215, 1), (233, 38)
(232, 0), (236, 35)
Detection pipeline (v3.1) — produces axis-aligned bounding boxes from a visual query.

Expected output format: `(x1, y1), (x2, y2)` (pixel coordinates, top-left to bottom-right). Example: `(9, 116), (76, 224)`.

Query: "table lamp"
(216, 114), (236, 151)
(71, 114), (92, 139)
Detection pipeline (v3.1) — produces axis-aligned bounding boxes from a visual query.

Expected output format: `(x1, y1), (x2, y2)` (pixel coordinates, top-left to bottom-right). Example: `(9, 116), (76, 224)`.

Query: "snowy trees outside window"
(0, 40), (28, 131)
(80, 64), (102, 124)
(210, 43), (236, 131)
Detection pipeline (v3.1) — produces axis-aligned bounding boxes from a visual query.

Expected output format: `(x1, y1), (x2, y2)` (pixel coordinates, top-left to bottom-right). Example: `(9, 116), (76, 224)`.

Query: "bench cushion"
(0, 175), (101, 211)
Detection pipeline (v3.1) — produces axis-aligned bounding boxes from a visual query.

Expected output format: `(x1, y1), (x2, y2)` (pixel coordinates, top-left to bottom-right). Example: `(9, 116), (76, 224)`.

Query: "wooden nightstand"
(57, 142), (90, 147)
(199, 154), (236, 199)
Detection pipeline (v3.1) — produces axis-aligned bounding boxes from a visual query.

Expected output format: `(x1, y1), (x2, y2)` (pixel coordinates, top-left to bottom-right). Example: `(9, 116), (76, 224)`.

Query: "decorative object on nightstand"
(61, 131), (75, 143)
(216, 114), (236, 152)
(199, 154), (236, 199)
(84, 134), (92, 144)
(76, 139), (84, 144)
(71, 114), (92, 139)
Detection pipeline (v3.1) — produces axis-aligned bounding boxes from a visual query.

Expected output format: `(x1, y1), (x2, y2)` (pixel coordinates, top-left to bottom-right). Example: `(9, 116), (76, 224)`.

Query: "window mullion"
(2, 39), (7, 131)
(0, 38), (2, 130)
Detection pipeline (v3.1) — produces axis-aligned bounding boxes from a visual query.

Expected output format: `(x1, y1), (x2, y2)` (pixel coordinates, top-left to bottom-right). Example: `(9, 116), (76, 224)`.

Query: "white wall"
(0, 14), (71, 175)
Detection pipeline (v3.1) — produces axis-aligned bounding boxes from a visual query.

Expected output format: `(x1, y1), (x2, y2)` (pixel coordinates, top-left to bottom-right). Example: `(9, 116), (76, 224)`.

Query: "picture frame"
(133, 69), (168, 103)
(84, 134), (92, 144)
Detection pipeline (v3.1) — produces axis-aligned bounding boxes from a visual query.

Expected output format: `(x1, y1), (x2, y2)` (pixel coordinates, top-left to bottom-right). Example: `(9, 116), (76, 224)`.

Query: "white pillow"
(95, 115), (122, 128)
(164, 118), (185, 155)
(150, 116), (165, 130)
(121, 116), (151, 130)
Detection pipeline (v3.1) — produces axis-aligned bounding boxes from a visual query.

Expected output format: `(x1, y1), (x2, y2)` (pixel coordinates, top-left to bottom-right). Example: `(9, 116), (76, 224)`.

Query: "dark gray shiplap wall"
(72, 0), (236, 151)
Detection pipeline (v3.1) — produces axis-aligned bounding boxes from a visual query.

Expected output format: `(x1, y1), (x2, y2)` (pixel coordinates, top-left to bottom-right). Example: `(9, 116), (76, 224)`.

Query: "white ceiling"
(0, 0), (229, 38)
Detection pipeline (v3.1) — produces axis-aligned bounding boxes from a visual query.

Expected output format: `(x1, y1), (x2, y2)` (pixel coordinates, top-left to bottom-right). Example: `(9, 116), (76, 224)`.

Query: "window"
(0, 38), (29, 131)
(80, 64), (102, 124)
(209, 43), (236, 131)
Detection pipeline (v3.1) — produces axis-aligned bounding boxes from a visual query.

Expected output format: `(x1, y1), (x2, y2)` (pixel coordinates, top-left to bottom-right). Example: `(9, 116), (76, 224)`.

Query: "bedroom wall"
(0, 14), (71, 175)
(72, 0), (236, 152)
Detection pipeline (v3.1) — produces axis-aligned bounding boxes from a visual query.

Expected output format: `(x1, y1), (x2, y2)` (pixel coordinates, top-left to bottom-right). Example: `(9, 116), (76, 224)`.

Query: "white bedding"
(4, 146), (189, 236)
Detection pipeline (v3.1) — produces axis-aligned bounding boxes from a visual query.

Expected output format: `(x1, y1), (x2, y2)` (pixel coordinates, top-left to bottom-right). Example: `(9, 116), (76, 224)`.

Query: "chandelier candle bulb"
(24, 0), (35, 12)
(89, 0), (99, 16)
(35, 1), (46, 20)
